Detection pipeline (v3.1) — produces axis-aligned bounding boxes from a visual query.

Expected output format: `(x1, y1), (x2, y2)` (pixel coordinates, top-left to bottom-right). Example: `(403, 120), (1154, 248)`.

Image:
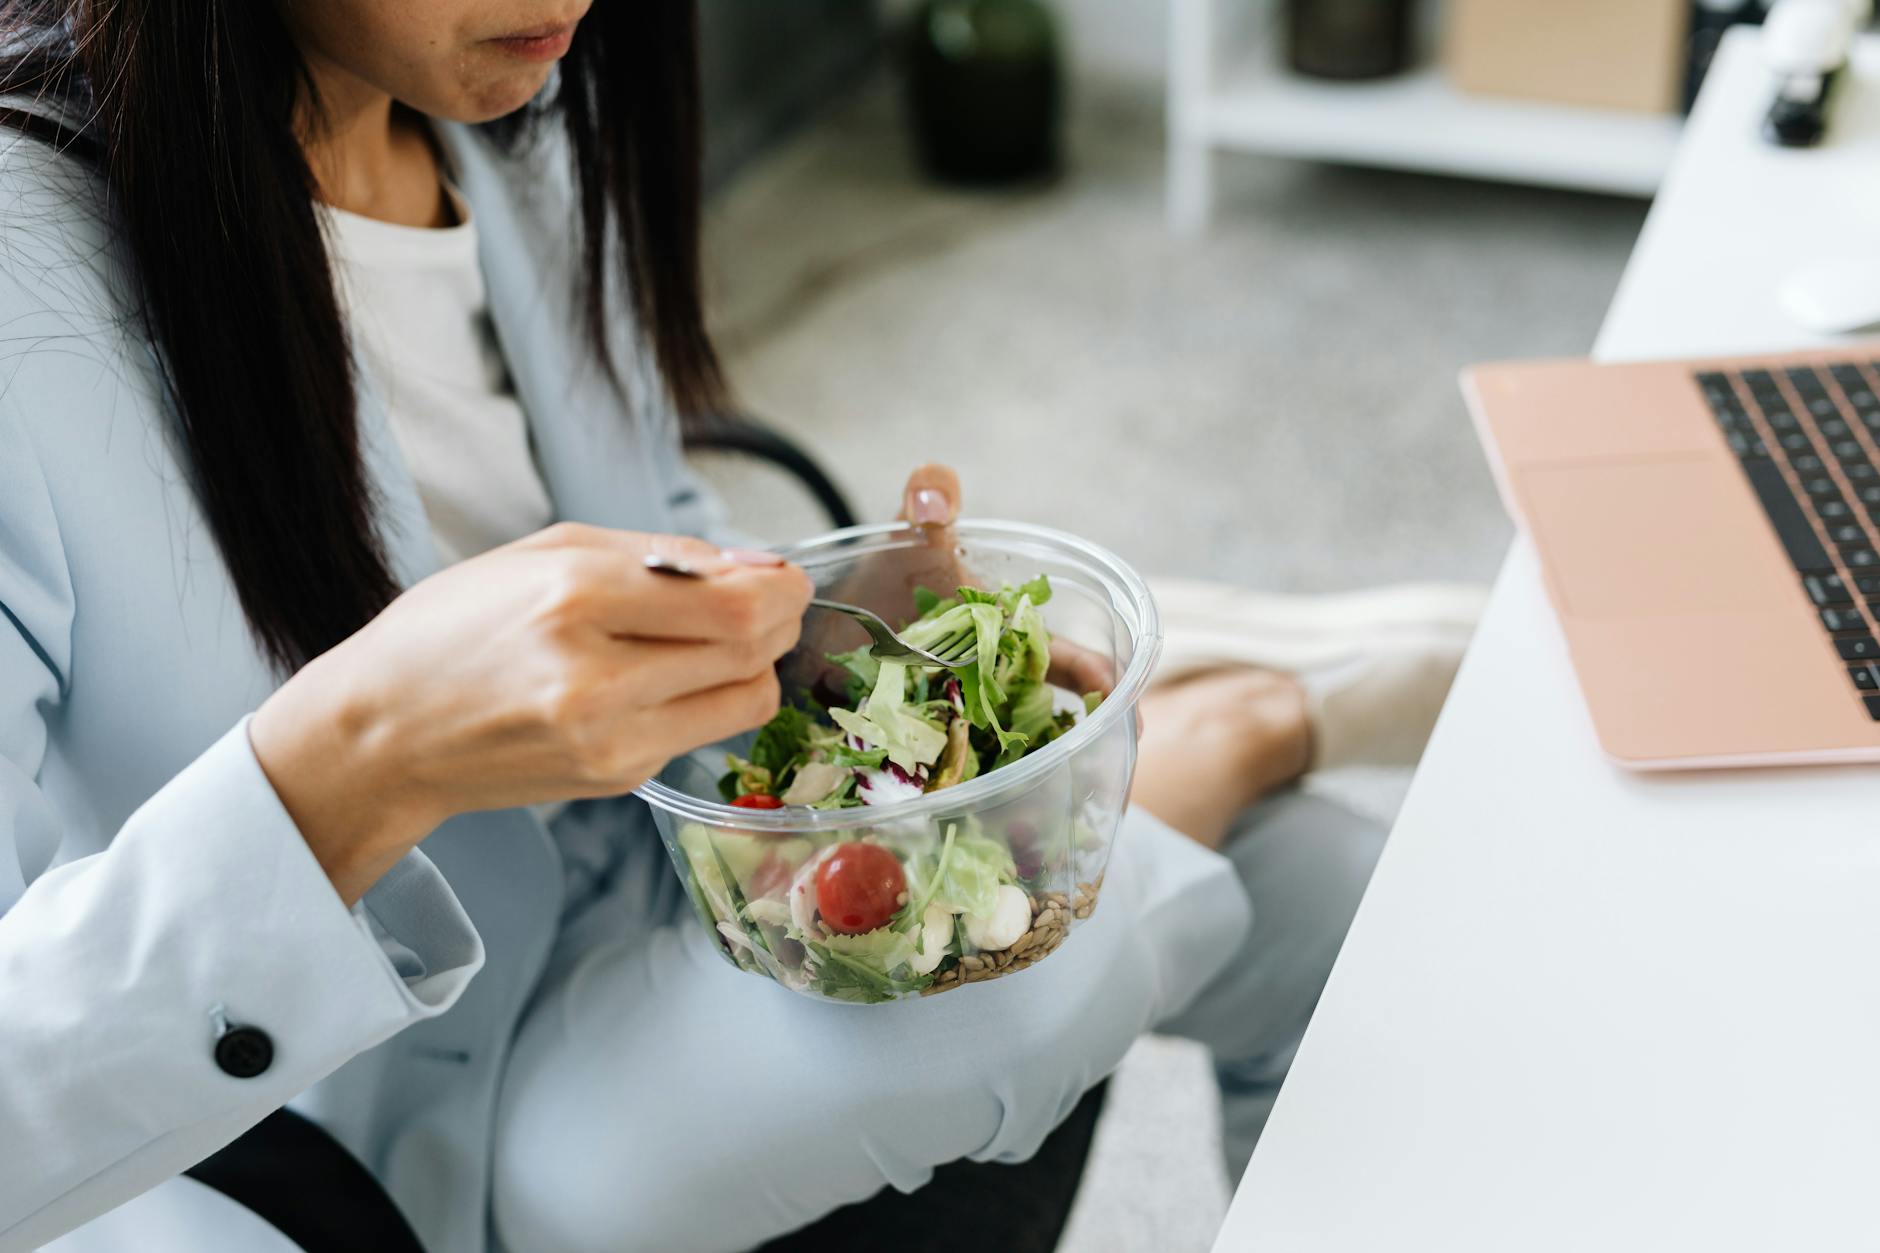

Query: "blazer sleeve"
(641, 388), (745, 547)
(0, 236), (484, 1253)
(659, 438), (740, 545)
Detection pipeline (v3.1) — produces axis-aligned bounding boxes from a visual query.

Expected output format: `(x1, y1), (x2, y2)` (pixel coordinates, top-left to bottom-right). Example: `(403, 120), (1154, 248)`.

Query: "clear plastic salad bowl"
(636, 519), (1161, 1004)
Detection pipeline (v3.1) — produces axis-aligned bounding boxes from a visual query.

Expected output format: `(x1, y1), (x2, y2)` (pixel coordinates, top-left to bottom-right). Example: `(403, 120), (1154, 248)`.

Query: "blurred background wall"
(698, 0), (881, 186)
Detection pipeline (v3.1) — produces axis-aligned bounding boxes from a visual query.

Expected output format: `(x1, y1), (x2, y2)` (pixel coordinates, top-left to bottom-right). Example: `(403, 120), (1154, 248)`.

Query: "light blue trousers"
(492, 793), (1385, 1253)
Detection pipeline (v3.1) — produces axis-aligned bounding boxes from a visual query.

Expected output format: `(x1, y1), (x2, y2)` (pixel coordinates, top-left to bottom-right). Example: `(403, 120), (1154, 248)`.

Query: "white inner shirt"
(322, 191), (555, 566)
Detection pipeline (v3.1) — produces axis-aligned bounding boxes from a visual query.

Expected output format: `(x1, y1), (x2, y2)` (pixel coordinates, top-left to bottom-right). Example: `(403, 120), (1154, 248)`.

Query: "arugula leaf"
(750, 706), (814, 777)
(827, 743), (889, 769)
(827, 645), (881, 702)
(801, 939), (933, 1003)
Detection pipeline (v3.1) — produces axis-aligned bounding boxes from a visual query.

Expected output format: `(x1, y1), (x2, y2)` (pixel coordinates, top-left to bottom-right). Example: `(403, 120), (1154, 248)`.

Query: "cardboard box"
(1444, 0), (1689, 114)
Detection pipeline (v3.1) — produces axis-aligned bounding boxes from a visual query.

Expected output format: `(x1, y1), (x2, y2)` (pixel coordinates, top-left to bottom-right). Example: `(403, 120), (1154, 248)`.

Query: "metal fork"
(808, 598), (979, 669)
(643, 554), (979, 669)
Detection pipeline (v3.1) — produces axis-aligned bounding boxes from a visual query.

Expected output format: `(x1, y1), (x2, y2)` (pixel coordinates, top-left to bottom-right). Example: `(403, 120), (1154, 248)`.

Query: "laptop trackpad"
(1516, 456), (1777, 617)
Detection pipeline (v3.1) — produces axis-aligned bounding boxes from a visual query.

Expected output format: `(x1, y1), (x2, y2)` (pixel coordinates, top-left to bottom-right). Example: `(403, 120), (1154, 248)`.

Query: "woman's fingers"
(525, 521), (784, 583)
(528, 535), (811, 643)
(899, 463), (961, 527)
(657, 668), (785, 758)
(616, 561), (809, 643)
(1047, 636), (1119, 696)
(527, 521), (727, 569)
(620, 617), (802, 706)
(1045, 638), (1145, 739)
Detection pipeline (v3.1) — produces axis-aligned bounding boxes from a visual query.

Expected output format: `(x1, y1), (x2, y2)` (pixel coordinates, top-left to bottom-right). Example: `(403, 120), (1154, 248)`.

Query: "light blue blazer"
(0, 99), (1260, 1253)
(0, 112), (721, 1251)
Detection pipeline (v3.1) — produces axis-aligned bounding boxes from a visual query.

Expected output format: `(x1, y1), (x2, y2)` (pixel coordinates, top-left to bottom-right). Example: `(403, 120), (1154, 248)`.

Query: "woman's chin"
(443, 66), (559, 124)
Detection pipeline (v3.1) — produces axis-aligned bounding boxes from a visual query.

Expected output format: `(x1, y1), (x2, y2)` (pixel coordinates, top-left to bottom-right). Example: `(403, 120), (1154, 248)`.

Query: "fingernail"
(644, 554), (705, 579)
(910, 488), (951, 526)
(720, 546), (785, 567)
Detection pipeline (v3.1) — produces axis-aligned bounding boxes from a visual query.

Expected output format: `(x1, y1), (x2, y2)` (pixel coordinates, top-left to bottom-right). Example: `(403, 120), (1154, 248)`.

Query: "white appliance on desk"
(1214, 26), (1880, 1253)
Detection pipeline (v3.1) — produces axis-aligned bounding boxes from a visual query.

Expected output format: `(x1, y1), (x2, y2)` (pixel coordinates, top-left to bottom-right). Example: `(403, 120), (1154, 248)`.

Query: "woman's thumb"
(900, 463), (961, 526)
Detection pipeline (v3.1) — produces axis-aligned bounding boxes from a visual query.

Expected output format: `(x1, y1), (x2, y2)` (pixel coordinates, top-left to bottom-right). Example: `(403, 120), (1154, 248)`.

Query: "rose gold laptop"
(1464, 344), (1880, 769)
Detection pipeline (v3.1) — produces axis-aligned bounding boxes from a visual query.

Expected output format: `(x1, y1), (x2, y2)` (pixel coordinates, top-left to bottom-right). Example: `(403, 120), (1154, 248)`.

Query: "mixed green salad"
(671, 576), (1109, 1002)
(717, 576), (1097, 811)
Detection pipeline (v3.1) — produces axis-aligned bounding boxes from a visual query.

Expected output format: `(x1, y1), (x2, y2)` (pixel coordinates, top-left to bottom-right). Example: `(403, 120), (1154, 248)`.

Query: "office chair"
(685, 411), (859, 530)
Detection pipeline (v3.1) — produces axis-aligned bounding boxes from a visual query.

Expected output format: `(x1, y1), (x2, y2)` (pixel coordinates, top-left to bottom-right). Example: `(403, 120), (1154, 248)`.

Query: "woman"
(0, 3), (1459, 1251)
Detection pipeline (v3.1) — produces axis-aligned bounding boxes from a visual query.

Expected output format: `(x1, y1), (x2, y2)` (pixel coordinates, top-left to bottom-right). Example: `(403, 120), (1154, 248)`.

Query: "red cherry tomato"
(815, 843), (906, 935)
(731, 793), (784, 809)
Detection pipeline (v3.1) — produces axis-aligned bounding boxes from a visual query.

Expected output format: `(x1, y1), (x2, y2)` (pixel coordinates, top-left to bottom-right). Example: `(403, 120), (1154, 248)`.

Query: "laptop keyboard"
(1698, 362), (1880, 720)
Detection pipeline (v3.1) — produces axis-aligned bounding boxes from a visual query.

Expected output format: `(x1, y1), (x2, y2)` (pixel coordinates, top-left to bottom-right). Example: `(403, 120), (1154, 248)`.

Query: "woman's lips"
(487, 23), (577, 62)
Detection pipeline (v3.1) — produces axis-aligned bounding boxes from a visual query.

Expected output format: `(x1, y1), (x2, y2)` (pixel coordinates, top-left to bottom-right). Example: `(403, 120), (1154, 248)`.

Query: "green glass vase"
(908, 0), (1062, 184)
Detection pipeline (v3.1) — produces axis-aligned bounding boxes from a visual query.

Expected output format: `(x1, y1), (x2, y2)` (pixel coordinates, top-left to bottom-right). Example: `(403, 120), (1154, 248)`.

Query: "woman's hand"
(897, 464), (1118, 699)
(250, 523), (812, 904)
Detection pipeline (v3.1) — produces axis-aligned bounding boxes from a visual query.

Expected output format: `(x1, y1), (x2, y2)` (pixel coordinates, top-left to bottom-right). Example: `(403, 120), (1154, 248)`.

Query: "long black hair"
(0, 1), (722, 672)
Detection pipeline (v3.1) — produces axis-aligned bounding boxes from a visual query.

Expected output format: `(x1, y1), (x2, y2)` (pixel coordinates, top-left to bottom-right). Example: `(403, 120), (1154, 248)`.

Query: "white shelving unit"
(1168, 0), (1687, 232)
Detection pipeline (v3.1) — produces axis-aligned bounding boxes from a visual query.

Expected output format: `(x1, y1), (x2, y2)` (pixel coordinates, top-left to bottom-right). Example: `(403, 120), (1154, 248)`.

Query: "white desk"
(1213, 30), (1880, 1253)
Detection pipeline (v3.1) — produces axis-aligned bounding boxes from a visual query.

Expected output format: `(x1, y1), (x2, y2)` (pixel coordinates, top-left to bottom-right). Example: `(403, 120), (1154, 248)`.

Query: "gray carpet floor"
(700, 80), (1645, 589)
(698, 76), (1649, 1253)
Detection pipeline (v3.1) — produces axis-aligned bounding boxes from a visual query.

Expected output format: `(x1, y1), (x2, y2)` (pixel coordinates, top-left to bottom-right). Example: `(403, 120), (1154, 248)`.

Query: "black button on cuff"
(215, 1025), (274, 1079)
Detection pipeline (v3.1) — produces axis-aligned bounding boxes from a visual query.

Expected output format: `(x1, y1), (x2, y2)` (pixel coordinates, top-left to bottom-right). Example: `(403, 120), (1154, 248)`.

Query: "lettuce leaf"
(1006, 592), (1052, 688)
(912, 586), (950, 617)
(962, 602), (1028, 756)
(933, 826), (1014, 918)
(897, 601), (981, 661)
(1005, 679), (1057, 747)
(814, 924), (917, 972)
(827, 644), (881, 702)
(828, 660), (949, 772)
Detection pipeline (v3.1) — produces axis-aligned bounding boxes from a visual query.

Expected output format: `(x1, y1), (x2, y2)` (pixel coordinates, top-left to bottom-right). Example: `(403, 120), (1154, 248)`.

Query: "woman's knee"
(488, 853), (1198, 1253)
(491, 942), (1158, 1252)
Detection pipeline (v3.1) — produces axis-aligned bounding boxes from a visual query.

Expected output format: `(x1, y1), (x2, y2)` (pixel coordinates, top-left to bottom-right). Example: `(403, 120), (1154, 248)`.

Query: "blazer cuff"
(147, 718), (485, 1058)
(355, 847), (483, 1012)
(0, 721), (485, 1246)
